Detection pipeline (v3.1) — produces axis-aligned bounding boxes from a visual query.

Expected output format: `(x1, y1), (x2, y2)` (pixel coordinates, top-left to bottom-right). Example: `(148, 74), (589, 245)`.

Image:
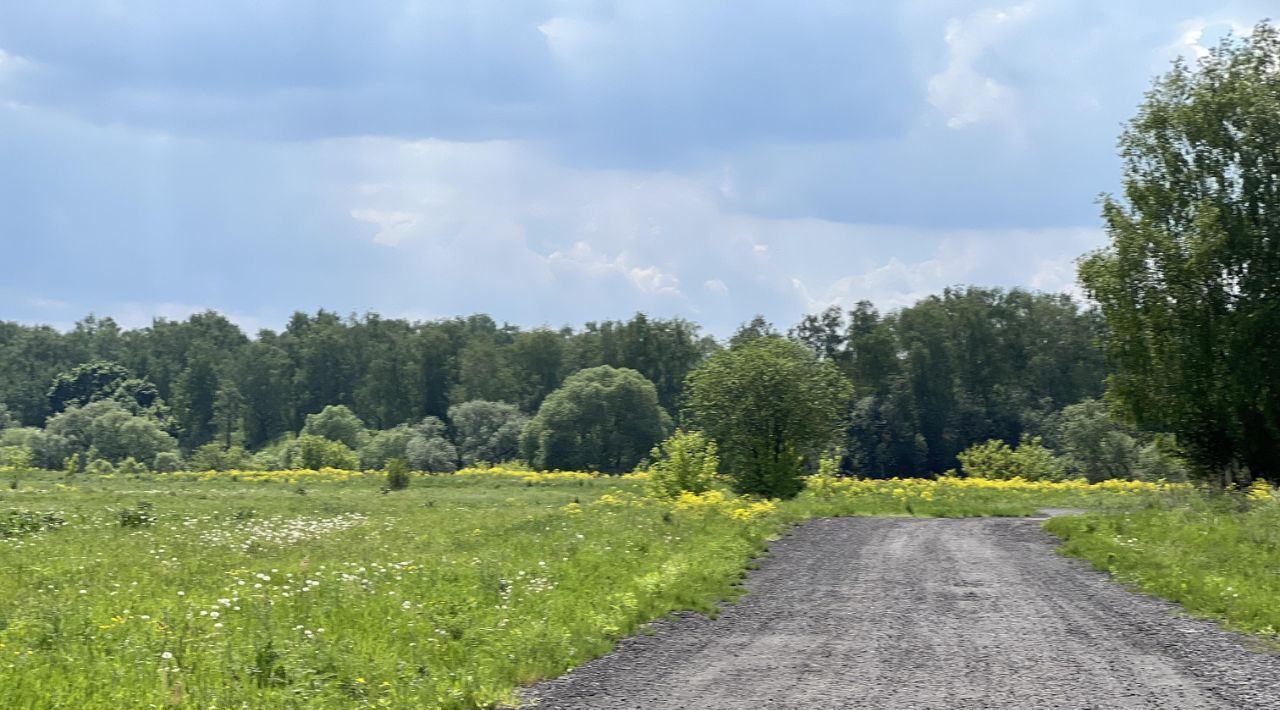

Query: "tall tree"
(212, 381), (245, 449)
(47, 361), (134, 413)
(171, 345), (221, 448)
(449, 400), (527, 465)
(300, 404), (367, 450)
(510, 328), (567, 411)
(685, 336), (851, 498)
(520, 366), (670, 473)
(233, 341), (292, 448)
(1079, 23), (1280, 482)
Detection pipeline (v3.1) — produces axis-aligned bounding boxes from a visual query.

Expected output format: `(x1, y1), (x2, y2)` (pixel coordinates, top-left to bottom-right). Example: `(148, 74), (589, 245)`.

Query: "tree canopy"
(791, 288), (1106, 476)
(449, 400), (527, 466)
(520, 366), (670, 473)
(684, 337), (851, 498)
(1079, 23), (1280, 482)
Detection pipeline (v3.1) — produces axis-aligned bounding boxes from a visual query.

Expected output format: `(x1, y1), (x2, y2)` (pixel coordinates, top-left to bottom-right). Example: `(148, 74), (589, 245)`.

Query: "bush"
(288, 435), (359, 471)
(449, 400), (527, 466)
(116, 457), (150, 475)
(300, 405), (367, 450)
(1041, 398), (1142, 481)
(385, 458), (411, 491)
(118, 501), (156, 528)
(85, 458), (116, 475)
(189, 443), (253, 471)
(405, 436), (457, 473)
(63, 452), (83, 475)
(2, 510), (66, 538)
(0, 444), (34, 471)
(249, 437), (293, 471)
(684, 337), (850, 499)
(1133, 437), (1190, 482)
(520, 366), (670, 473)
(45, 400), (177, 465)
(1, 427), (71, 470)
(958, 436), (1064, 481)
(152, 451), (184, 473)
(358, 425), (412, 470)
(645, 430), (720, 499)
(405, 417), (458, 473)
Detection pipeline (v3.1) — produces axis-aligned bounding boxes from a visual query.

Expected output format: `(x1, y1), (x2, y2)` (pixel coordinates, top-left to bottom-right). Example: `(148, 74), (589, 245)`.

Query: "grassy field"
(1046, 481), (1280, 638)
(0, 467), (1194, 708)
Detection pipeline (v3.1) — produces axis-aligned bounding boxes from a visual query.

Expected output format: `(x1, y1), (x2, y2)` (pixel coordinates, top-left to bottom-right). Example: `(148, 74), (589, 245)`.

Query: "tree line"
(0, 287), (1114, 480)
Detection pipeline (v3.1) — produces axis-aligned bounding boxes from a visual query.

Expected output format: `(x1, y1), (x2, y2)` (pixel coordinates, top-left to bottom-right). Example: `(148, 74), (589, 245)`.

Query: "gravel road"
(526, 516), (1280, 709)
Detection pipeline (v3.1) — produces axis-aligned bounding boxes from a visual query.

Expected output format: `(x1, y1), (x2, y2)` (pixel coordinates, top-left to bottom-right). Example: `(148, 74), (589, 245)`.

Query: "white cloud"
(0, 47), (32, 81)
(795, 251), (976, 312)
(1029, 255), (1084, 300)
(1171, 17), (1253, 61)
(927, 3), (1032, 129)
(330, 136), (1108, 333)
(24, 295), (70, 310)
(546, 241), (682, 297)
(106, 302), (266, 334)
(537, 16), (599, 57)
(788, 226), (1105, 316)
(349, 208), (422, 246)
(704, 279), (729, 295)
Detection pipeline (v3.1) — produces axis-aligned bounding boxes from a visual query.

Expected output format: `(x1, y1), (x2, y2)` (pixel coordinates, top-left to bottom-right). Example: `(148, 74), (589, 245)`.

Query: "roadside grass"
(796, 474), (1189, 518)
(0, 467), (1195, 708)
(1045, 484), (1280, 638)
(0, 470), (785, 708)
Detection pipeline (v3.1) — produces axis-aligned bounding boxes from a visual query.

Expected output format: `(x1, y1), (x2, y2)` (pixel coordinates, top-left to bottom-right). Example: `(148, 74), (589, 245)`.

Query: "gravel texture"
(525, 516), (1280, 709)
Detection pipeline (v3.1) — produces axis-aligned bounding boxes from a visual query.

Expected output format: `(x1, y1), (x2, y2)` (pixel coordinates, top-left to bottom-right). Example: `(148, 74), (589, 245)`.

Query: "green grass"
(1, 473), (786, 708)
(1045, 493), (1280, 637)
(0, 470), (1196, 708)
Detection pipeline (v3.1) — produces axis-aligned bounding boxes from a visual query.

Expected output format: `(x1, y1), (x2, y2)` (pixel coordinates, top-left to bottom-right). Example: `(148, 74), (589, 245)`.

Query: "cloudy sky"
(0, 2), (1269, 335)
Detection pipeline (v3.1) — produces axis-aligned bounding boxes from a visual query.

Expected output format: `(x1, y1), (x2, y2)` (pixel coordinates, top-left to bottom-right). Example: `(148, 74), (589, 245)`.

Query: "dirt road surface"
(526, 517), (1280, 709)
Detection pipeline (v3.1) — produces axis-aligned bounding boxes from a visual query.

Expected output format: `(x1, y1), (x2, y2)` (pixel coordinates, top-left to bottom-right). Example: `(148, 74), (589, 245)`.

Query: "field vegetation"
(0, 465), (1199, 708)
(1047, 482), (1280, 637)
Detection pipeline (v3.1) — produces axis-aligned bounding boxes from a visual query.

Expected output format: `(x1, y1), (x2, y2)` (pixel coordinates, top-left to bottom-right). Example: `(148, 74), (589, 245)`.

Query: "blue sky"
(0, 1), (1269, 336)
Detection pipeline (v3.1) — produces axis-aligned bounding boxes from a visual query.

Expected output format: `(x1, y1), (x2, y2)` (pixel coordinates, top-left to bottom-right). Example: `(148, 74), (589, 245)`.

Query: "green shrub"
(250, 439), (292, 471)
(956, 439), (1017, 479)
(1, 427), (71, 469)
(1132, 437), (1189, 481)
(645, 430), (720, 499)
(0, 444), (34, 471)
(287, 435), (359, 471)
(300, 405), (368, 450)
(85, 458), (116, 475)
(152, 451), (184, 473)
(2, 510), (66, 538)
(118, 501), (156, 528)
(63, 452), (83, 475)
(958, 436), (1064, 481)
(359, 426), (412, 470)
(385, 458), (411, 491)
(1014, 436), (1065, 481)
(189, 443), (253, 471)
(404, 418), (458, 473)
(116, 457), (150, 475)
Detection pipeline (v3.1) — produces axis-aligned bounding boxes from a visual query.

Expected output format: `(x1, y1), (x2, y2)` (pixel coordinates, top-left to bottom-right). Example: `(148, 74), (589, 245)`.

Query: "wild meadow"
(1, 466), (1200, 709)
(1046, 481), (1280, 637)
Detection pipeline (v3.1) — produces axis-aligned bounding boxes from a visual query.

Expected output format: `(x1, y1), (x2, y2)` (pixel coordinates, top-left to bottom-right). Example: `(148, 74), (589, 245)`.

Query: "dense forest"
(0, 286), (1129, 478)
